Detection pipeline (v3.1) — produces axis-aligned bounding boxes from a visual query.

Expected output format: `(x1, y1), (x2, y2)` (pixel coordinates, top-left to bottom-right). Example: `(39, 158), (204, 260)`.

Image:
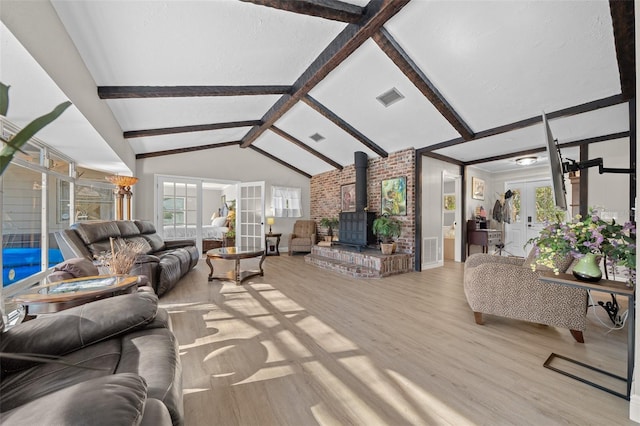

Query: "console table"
(466, 219), (501, 255)
(539, 272), (634, 400)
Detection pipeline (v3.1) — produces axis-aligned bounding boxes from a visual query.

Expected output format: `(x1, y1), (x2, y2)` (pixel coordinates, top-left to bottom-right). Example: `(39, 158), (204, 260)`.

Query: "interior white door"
(156, 176), (202, 248)
(504, 179), (553, 257)
(237, 181), (265, 248)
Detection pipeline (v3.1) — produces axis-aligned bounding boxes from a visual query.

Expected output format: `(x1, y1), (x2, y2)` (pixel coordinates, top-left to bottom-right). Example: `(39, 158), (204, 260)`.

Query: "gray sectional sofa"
(55, 220), (199, 296)
(0, 291), (183, 425)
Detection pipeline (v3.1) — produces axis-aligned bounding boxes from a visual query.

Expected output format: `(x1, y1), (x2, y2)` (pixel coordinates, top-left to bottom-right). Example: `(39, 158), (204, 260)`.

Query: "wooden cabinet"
(467, 219), (501, 255)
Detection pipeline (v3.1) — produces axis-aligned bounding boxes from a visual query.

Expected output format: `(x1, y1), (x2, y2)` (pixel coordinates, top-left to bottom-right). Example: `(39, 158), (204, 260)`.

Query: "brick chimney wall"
(310, 148), (415, 261)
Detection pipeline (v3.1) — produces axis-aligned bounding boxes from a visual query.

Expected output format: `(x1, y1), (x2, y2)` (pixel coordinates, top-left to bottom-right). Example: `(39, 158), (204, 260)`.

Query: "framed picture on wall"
(381, 176), (407, 216)
(341, 183), (356, 212)
(472, 177), (485, 200)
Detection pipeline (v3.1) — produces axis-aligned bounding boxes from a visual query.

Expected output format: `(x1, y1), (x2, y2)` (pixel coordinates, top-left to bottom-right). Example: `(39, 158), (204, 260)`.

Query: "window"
(272, 186), (302, 218)
(163, 196), (186, 225)
(1, 116), (116, 298)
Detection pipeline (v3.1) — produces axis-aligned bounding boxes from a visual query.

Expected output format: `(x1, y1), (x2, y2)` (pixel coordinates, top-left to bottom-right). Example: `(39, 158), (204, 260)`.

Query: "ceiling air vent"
(309, 132), (325, 143)
(376, 87), (405, 107)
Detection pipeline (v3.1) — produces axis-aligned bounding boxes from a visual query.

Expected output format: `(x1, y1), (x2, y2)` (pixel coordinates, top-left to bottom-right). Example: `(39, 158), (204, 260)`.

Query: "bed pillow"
(212, 217), (227, 227)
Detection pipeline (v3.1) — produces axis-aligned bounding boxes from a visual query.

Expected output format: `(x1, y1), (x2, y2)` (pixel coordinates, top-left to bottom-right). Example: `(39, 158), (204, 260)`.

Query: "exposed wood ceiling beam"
(239, 0), (365, 23)
(98, 86), (292, 99)
(463, 131), (630, 166)
(373, 28), (475, 141)
(420, 151), (464, 166)
(609, 0), (635, 100)
(135, 141), (241, 159)
(124, 120), (262, 139)
(241, 0), (411, 148)
(249, 145), (312, 178)
(302, 95), (388, 157)
(424, 94), (627, 152)
(270, 126), (343, 170)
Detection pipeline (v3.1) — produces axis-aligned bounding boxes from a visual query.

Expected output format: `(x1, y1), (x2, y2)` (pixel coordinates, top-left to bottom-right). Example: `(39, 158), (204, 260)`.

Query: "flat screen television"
(543, 112), (567, 210)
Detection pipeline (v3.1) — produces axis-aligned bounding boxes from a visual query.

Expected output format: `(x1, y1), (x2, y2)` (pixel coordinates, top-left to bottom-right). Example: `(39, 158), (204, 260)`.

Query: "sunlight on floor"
(179, 279), (475, 424)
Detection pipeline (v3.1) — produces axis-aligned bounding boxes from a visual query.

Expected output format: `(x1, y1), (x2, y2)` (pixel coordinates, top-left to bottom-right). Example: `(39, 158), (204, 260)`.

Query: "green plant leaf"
(0, 100), (71, 175)
(0, 83), (9, 116)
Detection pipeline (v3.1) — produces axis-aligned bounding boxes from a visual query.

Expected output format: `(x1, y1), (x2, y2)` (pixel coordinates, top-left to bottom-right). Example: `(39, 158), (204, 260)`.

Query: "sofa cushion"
(117, 328), (183, 425)
(0, 339), (123, 411)
(135, 220), (157, 235)
(116, 220), (143, 237)
(143, 232), (166, 252)
(125, 236), (154, 254)
(155, 256), (182, 296)
(0, 292), (159, 374)
(72, 221), (122, 245)
(0, 373), (148, 425)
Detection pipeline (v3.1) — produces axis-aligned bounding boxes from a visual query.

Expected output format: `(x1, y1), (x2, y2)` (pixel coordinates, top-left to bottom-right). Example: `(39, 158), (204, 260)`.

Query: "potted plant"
(372, 214), (402, 255)
(320, 217), (339, 242)
(527, 208), (636, 286)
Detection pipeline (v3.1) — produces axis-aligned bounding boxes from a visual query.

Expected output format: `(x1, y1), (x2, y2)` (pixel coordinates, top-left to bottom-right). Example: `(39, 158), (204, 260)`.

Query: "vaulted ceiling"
(1, 0), (635, 177)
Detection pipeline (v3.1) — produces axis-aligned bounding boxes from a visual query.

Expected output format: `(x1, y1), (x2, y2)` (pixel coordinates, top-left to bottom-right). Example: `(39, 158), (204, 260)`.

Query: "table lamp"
(267, 217), (275, 234)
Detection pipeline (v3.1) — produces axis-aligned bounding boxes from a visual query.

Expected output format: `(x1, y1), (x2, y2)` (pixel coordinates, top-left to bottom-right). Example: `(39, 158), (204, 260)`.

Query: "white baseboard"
(629, 394), (640, 423)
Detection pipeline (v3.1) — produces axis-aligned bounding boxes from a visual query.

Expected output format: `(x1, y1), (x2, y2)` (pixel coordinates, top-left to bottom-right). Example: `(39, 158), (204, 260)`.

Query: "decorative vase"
(572, 253), (602, 282)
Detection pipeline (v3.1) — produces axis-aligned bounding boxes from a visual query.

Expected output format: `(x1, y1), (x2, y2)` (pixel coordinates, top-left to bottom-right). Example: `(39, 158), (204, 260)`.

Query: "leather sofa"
(55, 220), (199, 296)
(0, 291), (183, 425)
(463, 252), (588, 342)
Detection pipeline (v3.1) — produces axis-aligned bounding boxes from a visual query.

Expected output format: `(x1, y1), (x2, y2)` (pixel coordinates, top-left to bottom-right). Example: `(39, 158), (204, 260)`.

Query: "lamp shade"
(267, 217), (275, 225)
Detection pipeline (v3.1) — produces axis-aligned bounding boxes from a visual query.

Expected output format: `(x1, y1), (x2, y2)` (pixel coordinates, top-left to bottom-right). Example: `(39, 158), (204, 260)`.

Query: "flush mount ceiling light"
(376, 87), (405, 107)
(515, 157), (538, 166)
(309, 132), (325, 143)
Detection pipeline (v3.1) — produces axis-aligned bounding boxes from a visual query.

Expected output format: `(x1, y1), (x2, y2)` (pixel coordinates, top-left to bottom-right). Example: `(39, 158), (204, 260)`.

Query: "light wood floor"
(160, 254), (634, 425)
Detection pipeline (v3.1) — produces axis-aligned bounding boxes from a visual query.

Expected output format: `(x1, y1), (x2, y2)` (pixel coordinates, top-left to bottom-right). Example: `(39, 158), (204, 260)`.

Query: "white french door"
(237, 181), (265, 249)
(504, 179), (554, 257)
(156, 176), (202, 247)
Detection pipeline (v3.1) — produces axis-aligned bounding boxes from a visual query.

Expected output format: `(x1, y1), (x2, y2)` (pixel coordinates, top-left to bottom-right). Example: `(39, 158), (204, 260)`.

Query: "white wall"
(135, 145), (311, 248)
(588, 138), (632, 221)
(465, 166), (494, 222)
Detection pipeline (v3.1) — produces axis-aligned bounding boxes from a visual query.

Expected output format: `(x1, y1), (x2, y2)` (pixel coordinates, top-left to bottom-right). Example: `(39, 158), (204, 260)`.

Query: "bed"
(162, 217), (229, 241)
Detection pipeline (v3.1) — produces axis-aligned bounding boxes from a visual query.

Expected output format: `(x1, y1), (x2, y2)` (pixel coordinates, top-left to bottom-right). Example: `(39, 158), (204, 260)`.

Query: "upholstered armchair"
(463, 252), (588, 342)
(288, 220), (317, 255)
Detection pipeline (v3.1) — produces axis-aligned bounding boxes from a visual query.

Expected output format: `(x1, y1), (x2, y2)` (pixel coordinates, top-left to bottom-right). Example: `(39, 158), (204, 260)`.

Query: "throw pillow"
(523, 247), (574, 273)
(54, 257), (99, 278)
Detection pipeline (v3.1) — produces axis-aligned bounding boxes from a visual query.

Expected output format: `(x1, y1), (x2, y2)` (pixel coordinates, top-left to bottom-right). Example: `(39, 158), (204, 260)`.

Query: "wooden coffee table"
(13, 275), (139, 319)
(206, 247), (265, 285)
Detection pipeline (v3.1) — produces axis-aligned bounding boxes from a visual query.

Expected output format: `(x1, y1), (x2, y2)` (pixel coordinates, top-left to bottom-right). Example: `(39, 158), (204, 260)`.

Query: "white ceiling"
(0, 0), (632, 177)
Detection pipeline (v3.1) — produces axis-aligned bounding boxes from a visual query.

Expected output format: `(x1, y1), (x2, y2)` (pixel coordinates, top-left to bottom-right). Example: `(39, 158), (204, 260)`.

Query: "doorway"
(156, 175), (255, 252)
(503, 179), (559, 257)
(442, 171), (462, 262)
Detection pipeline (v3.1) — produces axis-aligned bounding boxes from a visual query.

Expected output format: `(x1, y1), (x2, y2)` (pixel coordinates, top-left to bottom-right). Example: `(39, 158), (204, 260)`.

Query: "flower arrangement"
(527, 209), (636, 285)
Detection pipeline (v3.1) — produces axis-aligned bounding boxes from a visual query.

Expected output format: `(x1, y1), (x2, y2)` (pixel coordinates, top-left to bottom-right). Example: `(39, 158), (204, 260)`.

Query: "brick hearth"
(305, 245), (412, 278)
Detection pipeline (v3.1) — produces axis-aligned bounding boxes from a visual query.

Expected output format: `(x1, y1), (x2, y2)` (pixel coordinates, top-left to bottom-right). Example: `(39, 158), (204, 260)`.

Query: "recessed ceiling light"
(376, 87), (405, 108)
(309, 133), (325, 142)
(515, 156), (538, 166)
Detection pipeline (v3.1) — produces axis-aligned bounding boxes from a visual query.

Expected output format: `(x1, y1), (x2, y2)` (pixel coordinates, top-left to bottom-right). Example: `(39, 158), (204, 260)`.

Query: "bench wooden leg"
(570, 329), (584, 343)
(473, 312), (484, 325)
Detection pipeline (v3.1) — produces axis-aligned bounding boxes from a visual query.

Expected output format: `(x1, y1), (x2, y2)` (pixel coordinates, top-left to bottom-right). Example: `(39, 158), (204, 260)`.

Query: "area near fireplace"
(305, 245), (412, 278)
